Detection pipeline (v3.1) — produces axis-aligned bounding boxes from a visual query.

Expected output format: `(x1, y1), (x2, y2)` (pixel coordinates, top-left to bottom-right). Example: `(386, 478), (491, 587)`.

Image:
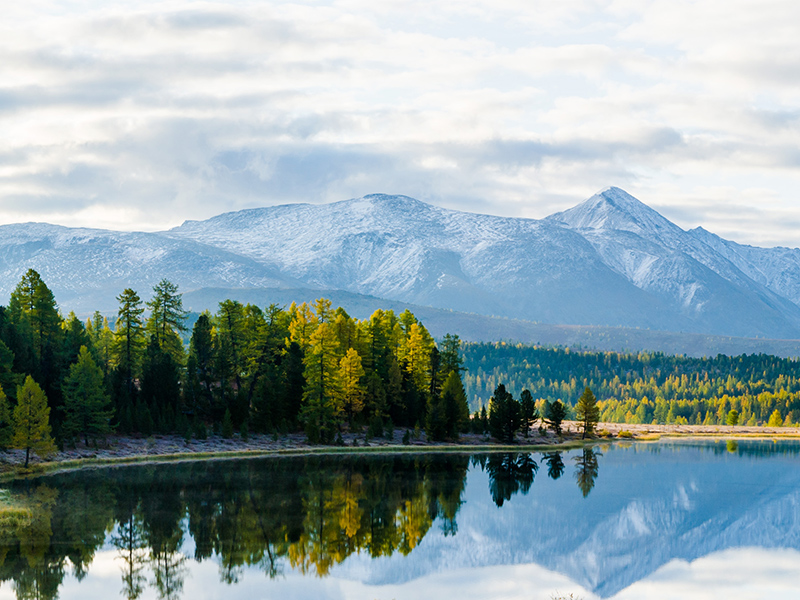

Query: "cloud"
(0, 0), (799, 245)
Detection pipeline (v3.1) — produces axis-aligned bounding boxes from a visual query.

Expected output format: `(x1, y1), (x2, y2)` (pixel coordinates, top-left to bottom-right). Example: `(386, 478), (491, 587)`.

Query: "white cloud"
(0, 0), (799, 244)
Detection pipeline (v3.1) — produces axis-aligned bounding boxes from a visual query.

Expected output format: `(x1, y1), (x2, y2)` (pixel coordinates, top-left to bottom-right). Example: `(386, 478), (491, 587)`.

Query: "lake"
(1, 439), (800, 599)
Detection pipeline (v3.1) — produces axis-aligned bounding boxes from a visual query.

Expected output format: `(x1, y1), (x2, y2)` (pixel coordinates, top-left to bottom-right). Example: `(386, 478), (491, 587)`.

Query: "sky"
(1, 0), (800, 246)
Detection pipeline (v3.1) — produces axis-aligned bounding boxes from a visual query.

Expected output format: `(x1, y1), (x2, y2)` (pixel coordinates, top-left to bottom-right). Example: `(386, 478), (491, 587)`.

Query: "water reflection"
(7, 441), (800, 599)
(0, 451), (601, 599)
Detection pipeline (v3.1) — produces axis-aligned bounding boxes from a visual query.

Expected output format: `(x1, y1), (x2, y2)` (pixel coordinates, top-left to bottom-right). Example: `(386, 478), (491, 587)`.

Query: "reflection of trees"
(112, 511), (148, 600)
(574, 448), (601, 498)
(0, 454), (474, 597)
(543, 452), (565, 480)
(484, 453), (539, 507)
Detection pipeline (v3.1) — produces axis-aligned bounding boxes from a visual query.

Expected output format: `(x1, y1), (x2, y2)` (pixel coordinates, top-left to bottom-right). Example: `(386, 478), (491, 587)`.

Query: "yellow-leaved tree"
(12, 376), (56, 468)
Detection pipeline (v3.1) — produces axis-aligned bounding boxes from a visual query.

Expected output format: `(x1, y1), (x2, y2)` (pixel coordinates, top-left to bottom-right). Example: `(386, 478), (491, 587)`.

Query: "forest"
(463, 342), (800, 427)
(0, 269), (469, 460)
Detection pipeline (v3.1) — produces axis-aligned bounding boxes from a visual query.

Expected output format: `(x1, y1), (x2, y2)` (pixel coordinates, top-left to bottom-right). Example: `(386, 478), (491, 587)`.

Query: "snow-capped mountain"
(1, 187), (800, 341)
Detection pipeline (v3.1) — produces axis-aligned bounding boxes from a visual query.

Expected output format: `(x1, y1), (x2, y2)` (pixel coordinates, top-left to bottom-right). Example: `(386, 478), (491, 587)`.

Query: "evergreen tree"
(186, 313), (216, 417)
(139, 336), (180, 432)
(146, 279), (187, 364)
(488, 384), (520, 443)
(7, 269), (62, 369)
(574, 447), (600, 497)
(768, 409), (783, 427)
(87, 311), (115, 377)
(0, 384), (12, 448)
(575, 386), (600, 439)
(12, 376), (56, 467)
(519, 389), (539, 438)
(300, 323), (342, 443)
(545, 400), (567, 436)
(727, 409), (739, 426)
(114, 289), (146, 396)
(62, 346), (114, 445)
(441, 370), (469, 438)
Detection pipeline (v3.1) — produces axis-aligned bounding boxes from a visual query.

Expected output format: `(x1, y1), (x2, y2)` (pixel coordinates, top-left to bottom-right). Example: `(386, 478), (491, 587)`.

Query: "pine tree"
(187, 312), (216, 417)
(62, 346), (114, 445)
(575, 387), (600, 439)
(0, 385), (12, 448)
(114, 288), (146, 396)
(488, 384), (520, 443)
(768, 409), (783, 427)
(441, 370), (469, 439)
(545, 400), (567, 436)
(12, 376), (56, 467)
(519, 389), (539, 438)
(301, 322), (342, 443)
(146, 279), (187, 364)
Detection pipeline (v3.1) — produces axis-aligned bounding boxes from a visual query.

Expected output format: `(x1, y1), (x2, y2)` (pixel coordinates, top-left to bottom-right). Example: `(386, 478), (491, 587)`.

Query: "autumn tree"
(301, 323), (342, 443)
(12, 376), (56, 468)
(339, 348), (365, 426)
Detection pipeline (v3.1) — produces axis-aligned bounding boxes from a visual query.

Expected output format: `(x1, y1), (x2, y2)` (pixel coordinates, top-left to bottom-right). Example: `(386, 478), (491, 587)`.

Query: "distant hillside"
(182, 287), (800, 358)
(4, 188), (800, 349)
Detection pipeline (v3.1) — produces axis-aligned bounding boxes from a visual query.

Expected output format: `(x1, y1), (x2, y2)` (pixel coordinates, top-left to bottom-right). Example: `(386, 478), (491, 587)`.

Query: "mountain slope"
(1, 188), (800, 342)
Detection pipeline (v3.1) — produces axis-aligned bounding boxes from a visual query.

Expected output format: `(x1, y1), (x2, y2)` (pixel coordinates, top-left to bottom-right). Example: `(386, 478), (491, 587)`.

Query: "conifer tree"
(187, 312), (216, 416)
(0, 385), (12, 448)
(519, 389), (539, 438)
(339, 347), (365, 426)
(146, 279), (187, 364)
(442, 370), (469, 438)
(12, 376), (56, 468)
(575, 386), (600, 439)
(62, 346), (114, 445)
(488, 384), (520, 443)
(301, 322), (342, 443)
(114, 288), (145, 395)
(545, 400), (567, 436)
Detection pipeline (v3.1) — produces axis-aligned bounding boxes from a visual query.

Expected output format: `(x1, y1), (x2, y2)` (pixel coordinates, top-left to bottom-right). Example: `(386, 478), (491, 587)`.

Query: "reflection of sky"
(3, 546), (798, 600)
(4, 441), (800, 599)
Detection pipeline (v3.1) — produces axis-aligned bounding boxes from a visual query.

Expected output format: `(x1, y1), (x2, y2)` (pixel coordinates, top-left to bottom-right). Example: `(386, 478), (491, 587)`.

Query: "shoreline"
(4, 421), (800, 480)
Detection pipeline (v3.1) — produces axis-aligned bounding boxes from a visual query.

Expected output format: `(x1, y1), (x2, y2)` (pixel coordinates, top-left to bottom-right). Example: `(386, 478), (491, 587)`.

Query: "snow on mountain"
(0, 223), (300, 312)
(1, 188), (800, 340)
(546, 187), (800, 337)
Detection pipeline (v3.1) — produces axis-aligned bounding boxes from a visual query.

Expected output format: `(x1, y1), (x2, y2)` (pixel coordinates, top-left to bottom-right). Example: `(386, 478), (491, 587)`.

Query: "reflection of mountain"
(341, 441), (800, 598)
(3, 443), (800, 599)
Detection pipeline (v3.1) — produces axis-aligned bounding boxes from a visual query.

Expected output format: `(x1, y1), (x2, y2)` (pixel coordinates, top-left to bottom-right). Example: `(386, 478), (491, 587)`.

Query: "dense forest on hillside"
(0, 270), (469, 460)
(463, 343), (800, 426)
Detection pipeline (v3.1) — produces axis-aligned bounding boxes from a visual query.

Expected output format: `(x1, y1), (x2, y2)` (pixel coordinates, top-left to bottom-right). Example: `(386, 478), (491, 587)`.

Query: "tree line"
(0, 269), (471, 462)
(463, 342), (800, 427)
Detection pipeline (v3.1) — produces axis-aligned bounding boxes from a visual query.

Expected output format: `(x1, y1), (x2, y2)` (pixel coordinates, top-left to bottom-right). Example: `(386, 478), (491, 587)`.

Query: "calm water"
(2, 440), (800, 599)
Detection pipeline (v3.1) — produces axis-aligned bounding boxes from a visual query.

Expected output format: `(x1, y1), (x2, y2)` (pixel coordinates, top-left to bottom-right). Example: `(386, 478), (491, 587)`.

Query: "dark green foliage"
(519, 389), (538, 438)
(61, 346), (114, 445)
(543, 452), (565, 480)
(488, 384), (520, 443)
(428, 370), (470, 441)
(139, 336), (180, 430)
(484, 452), (538, 507)
(575, 387), (600, 439)
(221, 408), (234, 439)
(574, 447), (601, 497)
(544, 400), (567, 436)
(368, 415), (384, 439)
(402, 429), (411, 445)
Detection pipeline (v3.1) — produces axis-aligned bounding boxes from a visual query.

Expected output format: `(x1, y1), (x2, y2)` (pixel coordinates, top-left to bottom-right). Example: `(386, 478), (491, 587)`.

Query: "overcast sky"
(1, 0), (799, 246)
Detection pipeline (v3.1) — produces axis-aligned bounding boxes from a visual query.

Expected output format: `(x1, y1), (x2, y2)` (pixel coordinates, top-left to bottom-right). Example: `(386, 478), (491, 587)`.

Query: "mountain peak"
(547, 187), (682, 236)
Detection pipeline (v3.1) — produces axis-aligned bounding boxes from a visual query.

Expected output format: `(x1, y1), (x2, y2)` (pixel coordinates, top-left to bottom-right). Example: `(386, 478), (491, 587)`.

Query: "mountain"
(2, 187), (800, 346)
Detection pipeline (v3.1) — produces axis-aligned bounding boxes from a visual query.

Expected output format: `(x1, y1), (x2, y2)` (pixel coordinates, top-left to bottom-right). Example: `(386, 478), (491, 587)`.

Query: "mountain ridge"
(2, 188), (800, 347)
